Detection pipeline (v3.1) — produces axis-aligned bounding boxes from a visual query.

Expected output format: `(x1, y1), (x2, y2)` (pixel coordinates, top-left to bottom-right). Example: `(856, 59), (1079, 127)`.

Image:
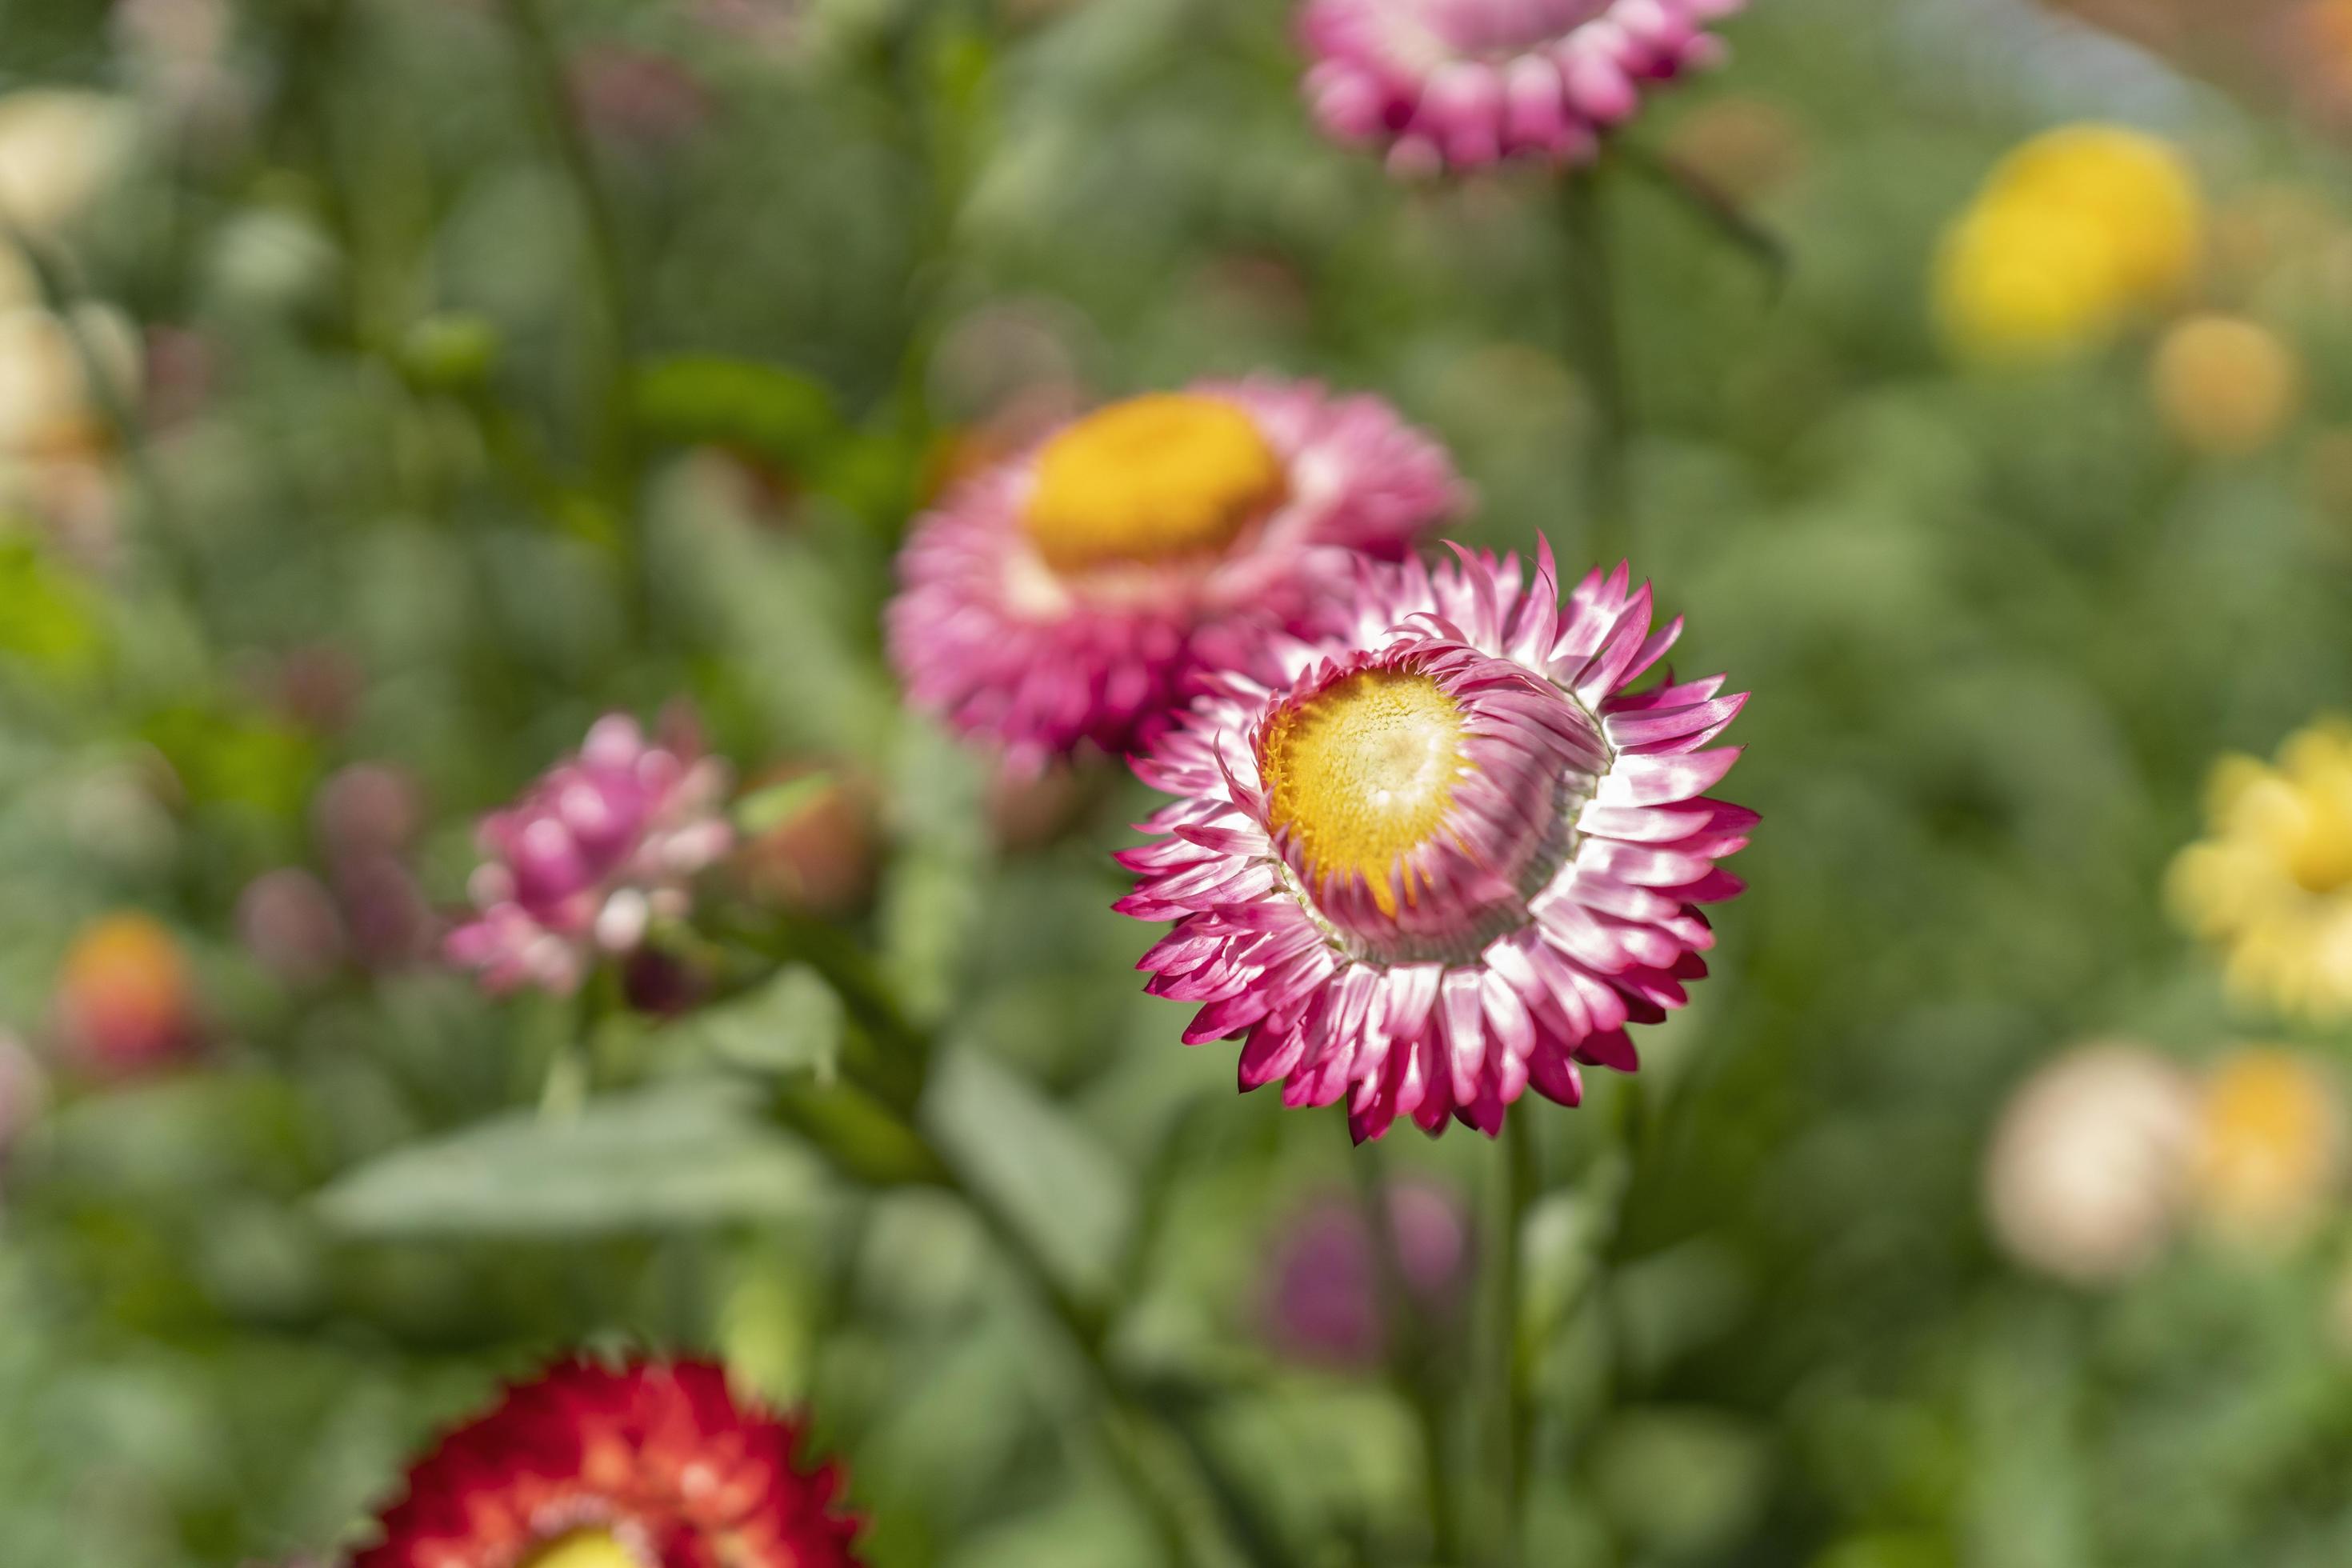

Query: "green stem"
(911, 1114), (1268, 1568)
(1561, 169), (1630, 560)
(779, 1014), (1276, 1568)
(1618, 142), (1789, 286)
(1351, 1132), (1463, 1565)
(494, 0), (650, 636)
(1476, 1118), (1537, 1567)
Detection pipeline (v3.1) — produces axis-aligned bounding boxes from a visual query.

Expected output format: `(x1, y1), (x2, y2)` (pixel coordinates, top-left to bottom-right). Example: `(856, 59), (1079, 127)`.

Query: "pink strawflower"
(887, 378), (1466, 770)
(1119, 542), (1750, 1140)
(445, 714), (734, 996)
(1259, 1179), (1473, 1367)
(1300, 0), (1743, 175)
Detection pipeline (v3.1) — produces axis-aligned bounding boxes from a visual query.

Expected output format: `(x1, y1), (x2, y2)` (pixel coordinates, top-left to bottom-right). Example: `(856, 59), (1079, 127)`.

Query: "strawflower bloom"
(888, 378), (1464, 770)
(1982, 1042), (2198, 1287)
(2168, 717), (2352, 1022)
(2193, 1047), (2344, 1249)
(446, 714), (733, 997)
(54, 911), (200, 1077)
(1934, 123), (2203, 362)
(2150, 313), (2303, 458)
(353, 1356), (861, 1568)
(1259, 1179), (1473, 1367)
(1298, 0), (1743, 176)
(1119, 541), (1751, 1139)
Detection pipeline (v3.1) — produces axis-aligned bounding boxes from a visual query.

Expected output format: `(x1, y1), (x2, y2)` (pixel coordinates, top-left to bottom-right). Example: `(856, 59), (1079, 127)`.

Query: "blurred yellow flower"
(2150, 314), (2304, 458)
(2170, 718), (2352, 1022)
(2192, 1048), (2344, 1247)
(1935, 124), (2203, 362)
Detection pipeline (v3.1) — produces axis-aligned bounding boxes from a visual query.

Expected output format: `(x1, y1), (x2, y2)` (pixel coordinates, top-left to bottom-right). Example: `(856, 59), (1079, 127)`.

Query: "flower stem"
(775, 1007), (1278, 1568)
(1617, 142), (1788, 287)
(1479, 1118), (1538, 1567)
(913, 1114), (1274, 1568)
(1561, 167), (1630, 560)
(1350, 1133), (1464, 1565)
(494, 0), (651, 640)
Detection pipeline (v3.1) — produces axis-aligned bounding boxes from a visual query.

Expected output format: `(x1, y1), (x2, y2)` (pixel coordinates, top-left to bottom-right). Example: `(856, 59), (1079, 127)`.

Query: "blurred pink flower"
(1120, 542), (1750, 1139)
(1260, 1180), (1472, 1367)
(1299, 0), (1742, 175)
(567, 46), (710, 157)
(314, 762), (424, 864)
(889, 378), (1464, 770)
(445, 714), (734, 996)
(236, 867), (346, 988)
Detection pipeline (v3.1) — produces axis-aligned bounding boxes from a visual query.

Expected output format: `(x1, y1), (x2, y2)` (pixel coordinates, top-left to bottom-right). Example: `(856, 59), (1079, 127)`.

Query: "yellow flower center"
(1262, 670), (1467, 914)
(523, 1529), (642, 1568)
(2290, 826), (2352, 897)
(1022, 394), (1286, 572)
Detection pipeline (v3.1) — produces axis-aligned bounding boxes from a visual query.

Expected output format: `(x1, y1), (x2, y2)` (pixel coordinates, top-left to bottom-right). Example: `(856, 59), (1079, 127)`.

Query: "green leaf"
(313, 1080), (826, 1238)
(880, 715), (990, 1027)
(678, 964), (846, 1082)
(634, 355), (842, 467)
(920, 1046), (1133, 1303)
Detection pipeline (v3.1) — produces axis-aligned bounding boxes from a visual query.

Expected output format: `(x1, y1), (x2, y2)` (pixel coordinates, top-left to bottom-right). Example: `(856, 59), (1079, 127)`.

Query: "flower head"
(1298, 0), (1742, 176)
(446, 714), (734, 997)
(1983, 1042), (2198, 1287)
(1935, 124), (2204, 362)
(2168, 717), (2352, 1022)
(889, 378), (1463, 769)
(54, 911), (200, 1077)
(353, 1356), (861, 1568)
(2150, 313), (2303, 458)
(1259, 1179), (1472, 1367)
(1118, 542), (1750, 1139)
(2193, 1047), (2345, 1248)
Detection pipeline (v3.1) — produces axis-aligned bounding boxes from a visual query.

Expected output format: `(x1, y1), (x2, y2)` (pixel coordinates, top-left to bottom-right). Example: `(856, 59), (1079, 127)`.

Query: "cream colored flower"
(1984, 1042), (2200, 1286)
(0, 90), (136, 237)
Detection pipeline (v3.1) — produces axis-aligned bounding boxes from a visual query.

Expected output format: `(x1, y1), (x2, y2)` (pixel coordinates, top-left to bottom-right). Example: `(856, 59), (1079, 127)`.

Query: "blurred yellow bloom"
(1936, 124), (2203, 362)
(2151, 314), (2304, 458)
(2193, 1048), (2344, 1247)
(2170, 718), (2352, 1022)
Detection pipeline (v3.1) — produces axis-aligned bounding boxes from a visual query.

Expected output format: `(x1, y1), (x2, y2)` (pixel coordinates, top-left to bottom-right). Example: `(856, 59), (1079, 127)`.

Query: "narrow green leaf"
(680, 964), (846, 1082)
(921, 1046), (1133, 1302)
(314, 1080), (826, 1238)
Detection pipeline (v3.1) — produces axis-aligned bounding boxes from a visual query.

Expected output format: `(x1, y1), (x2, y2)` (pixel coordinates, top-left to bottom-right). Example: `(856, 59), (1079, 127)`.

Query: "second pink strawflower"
(887, 378), (1465, 770)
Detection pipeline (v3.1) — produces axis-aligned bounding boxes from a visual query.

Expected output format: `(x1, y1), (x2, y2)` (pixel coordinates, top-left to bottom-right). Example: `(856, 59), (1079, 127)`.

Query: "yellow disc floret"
(1262, 669), (1467, 912)
(1022, 394), (1287, 572)
(524, 1530), (643, 1568)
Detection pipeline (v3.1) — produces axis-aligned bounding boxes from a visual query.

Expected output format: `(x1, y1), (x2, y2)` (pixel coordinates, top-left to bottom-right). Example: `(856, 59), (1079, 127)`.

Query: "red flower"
(354, 1358), (861, 1568)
